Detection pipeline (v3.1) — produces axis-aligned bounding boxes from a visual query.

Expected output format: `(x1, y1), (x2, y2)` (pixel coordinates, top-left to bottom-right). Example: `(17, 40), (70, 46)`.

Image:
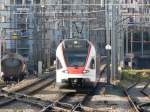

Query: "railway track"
(124, 88), (140, 112)
(0, 84), (6, 91)
(40, 64), (107, 112)
(40, 64), (137, 112)
(0, 63), (142, 112)
(40, 81), (106, 112)
(0, 71), (56, 111)
(139, 80), (150, 112)
(141, 80), (150, 99)
(47, 83), (140, 112)
(126, 81), (150, 112)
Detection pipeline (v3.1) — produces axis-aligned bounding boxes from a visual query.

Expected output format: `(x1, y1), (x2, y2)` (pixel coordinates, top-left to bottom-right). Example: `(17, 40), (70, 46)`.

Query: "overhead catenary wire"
(3, 4), (150, 6)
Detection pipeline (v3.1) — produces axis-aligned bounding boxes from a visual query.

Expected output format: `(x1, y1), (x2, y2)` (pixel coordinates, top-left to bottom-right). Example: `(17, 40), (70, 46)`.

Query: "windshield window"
(65, 53), (87, 67)
(4, 59), (21, 67)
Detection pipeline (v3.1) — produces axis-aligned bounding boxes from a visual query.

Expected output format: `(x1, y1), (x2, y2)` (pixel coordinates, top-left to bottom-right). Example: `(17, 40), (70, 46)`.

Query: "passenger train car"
(56, 39), (100, 87)
(1, 53), (27, 82)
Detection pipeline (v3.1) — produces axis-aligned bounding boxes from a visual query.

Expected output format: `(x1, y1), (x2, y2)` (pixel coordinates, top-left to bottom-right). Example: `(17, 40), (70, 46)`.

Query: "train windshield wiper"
(74, 65), (79, 68)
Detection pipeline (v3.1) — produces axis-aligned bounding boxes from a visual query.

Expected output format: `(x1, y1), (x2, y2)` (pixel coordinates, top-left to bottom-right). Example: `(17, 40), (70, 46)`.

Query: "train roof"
(61, 39), (91, 49)
(2, 53), (24, 61)
(62, 39), (90, 42)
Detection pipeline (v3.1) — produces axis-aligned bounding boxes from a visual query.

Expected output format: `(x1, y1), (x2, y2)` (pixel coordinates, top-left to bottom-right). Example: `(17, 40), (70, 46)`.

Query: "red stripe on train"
(67, 67), (84, 74)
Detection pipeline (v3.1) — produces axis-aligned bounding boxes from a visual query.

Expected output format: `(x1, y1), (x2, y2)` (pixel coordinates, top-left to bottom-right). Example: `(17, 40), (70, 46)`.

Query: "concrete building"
(0, 0), (34, 68)
(32, 0), (106, 70)
(121, 0), (150, 68)
(1, 0), (106, 70)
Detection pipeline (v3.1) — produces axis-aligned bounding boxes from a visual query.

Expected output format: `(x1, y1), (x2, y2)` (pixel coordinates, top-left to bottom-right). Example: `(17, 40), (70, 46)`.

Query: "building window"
(145, 18), (149, 22)
(26, 0), (31, 4)
(128, 8), (135, 13)
(34, 0), (40, 4)
(16, 0), (22, 4)
(10, 0), (15, 4)
(129, 17), (134, 23)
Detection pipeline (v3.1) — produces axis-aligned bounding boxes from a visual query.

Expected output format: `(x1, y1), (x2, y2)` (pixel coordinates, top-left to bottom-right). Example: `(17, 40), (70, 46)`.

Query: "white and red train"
(56, 39), (100, 87)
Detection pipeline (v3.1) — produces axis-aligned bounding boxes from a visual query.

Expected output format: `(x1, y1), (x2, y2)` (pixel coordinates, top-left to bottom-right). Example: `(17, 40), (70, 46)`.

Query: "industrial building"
(0, 0), (106, 71)
(121, 0), (150, 68)
(0, 0), (34, 69)
(0, 0), (150, 72)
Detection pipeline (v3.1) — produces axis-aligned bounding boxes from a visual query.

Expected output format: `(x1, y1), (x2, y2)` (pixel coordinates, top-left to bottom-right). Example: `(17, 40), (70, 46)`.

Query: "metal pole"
(131, 31), (133, 69)
(141, 31), (144, 56)
(111, 1), (118, 81)
(141, 0), (144, 57)
(126, 28), (128, 54)
(107, 49), (111, 84)
(118, 22), (121, 68)
(105, 0), (110, 44)
(70, 0), (73, 39)
(120, 26), (124, 68)
(88, 0), (90, 40)
(0, 37), (1, 76)
(43, 6), (46, 69)
(16, 38), (17, 53)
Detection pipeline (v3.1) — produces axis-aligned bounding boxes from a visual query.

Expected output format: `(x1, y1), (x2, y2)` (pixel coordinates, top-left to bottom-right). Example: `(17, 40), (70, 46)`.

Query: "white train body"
(56, 39), (100, 85)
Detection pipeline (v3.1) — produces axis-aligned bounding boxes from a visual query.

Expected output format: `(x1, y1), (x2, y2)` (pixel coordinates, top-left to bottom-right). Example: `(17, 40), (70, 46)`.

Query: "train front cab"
(56, 39), (100, 86)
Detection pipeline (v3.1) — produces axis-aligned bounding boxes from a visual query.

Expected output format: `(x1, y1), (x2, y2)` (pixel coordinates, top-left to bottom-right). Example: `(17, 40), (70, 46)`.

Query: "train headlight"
(83, 70), (89, 73)
(74, 40), (78, 44)
(62, 70), (69, 73)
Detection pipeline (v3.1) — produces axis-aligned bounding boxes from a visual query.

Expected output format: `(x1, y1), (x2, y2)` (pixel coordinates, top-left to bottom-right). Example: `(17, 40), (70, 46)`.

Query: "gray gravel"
(128, 82), (150, 103)
(33, 83), (66, 101)
(0, 101), (41, 112)
(84, 85), (134, 112)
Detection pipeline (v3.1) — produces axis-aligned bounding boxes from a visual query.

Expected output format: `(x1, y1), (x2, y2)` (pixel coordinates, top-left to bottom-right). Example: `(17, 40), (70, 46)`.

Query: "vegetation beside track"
(118, 69), (149, 88)
(121, 69), (149, 82)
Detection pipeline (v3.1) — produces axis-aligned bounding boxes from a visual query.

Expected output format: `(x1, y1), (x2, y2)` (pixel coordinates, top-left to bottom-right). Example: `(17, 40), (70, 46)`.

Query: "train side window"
(56, 58), (62, 69)
(90, 59), (95, 69)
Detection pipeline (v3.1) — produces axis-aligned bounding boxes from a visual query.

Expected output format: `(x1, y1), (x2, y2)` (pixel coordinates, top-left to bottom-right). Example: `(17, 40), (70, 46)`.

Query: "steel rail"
(124, 89), (140, 112)
(0, 71), (56, 109)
